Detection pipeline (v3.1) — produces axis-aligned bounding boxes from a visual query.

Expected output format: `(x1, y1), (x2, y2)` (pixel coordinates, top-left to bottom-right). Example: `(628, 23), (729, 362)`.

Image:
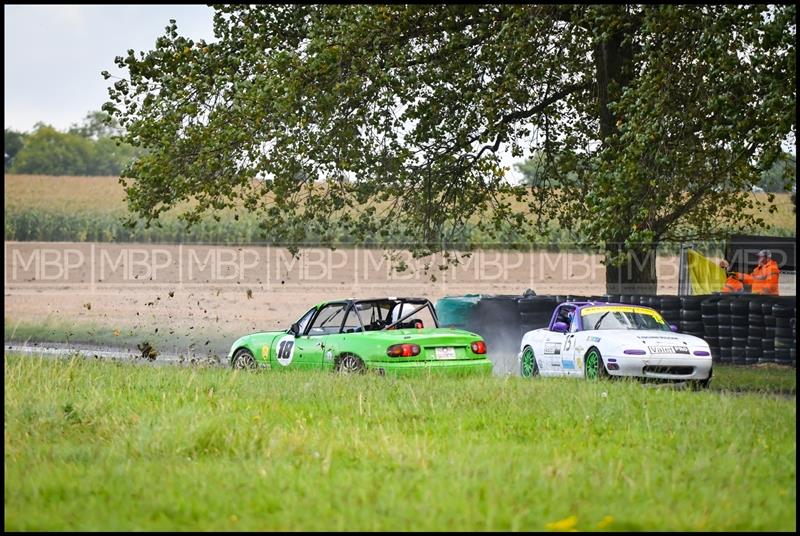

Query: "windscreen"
(581, 306), (671, 332)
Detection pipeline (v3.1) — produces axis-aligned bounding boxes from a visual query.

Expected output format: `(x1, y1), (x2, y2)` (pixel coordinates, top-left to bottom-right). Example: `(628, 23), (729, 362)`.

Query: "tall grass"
(4, 174), (796, 245)
(4, 354), (796, 531)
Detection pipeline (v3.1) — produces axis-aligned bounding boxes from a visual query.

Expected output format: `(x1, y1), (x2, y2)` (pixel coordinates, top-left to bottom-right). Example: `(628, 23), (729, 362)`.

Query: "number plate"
(435, 347), (456, 359)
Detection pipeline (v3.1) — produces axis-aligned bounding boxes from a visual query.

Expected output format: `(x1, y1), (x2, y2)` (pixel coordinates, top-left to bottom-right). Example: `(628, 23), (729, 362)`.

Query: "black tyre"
(517, 296), (557, 313)
(731, 337), (747, 348)
(772, 304), (795, 318)
(701, 313), (719, 325)
(691, 368), (712, 390)
(335, 353), (366, 374)
(746, 336), (763, 348)
(730, 299), (749, 315)
(700, 297), (721, 315)
(680, 309), (702, 321)
(520, 346), (539, 378)
(759, 351), (775, 364)
(716, 299), (733, 315)
(680, 296), (705, 309)
(680, 320), (704, 333)
(232, 348), (257, 370)
(731, 315), (748, 327)
(748, 326), (765, 337)
(775, 327), (793, 338)
(730, 326), (748, 339)
(745, 347), (762, 360)
(731, 347), (747, 364)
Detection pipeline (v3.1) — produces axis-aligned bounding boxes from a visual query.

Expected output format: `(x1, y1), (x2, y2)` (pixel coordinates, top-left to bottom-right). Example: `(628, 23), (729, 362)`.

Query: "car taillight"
(387, 343), (420, 357)
(471, 341), (487, 354)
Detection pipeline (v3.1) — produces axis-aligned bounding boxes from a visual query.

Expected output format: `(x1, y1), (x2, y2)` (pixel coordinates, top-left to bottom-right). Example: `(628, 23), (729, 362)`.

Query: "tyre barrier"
(438, 293), (795, 368)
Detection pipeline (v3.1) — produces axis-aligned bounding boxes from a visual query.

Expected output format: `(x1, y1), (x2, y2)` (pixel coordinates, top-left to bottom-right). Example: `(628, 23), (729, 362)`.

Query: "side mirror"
(552, 321), (569, 333)
(669, 324), (679, 332)
(290, 322), (301, 336)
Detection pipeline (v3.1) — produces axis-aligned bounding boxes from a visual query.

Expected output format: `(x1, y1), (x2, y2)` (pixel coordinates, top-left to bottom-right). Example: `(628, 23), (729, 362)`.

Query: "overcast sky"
(4, 4), (216, 132)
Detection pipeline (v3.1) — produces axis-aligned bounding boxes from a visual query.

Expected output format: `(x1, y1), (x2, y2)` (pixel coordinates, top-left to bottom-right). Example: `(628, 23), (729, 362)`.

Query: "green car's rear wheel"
(335, 353), (365, 374)
(232, 348), (256, 370)
(584, 348), (608, 380)
(520, 346), (538, 378)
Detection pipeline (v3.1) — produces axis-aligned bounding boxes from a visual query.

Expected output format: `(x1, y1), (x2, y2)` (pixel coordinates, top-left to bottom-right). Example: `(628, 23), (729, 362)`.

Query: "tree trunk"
(605, 242), (658, 295)
(593, 10), (652, 294)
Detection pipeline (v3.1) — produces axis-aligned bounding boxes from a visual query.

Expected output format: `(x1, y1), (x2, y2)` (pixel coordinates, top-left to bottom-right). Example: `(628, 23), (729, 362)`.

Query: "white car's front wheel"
(584, 348), (609, 380)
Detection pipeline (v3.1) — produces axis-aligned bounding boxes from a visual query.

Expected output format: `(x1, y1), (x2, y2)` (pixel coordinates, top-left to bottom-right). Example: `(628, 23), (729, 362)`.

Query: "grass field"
(4, 354), (796, 531)
(4, 174), (796, 244)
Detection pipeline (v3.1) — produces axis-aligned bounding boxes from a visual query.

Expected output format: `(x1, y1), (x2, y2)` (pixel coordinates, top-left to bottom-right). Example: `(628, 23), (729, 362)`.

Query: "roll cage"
(291, 298), (439, 336)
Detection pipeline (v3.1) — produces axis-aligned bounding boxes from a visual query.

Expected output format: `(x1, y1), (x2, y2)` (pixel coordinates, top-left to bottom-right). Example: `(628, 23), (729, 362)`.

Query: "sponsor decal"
(261, 345), (271, 368)
(561, 360), (575, 369)
(587, 336), (601, 343)
(648, 345), (690, 354)
(577, 357), (583, 368)
(325, 349), (334, 362)
(276, 335), (296, 366)
(544, 342), (561, 355)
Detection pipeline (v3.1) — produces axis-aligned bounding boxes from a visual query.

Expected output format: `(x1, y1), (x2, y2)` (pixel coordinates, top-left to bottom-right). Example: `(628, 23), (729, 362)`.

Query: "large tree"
(105, 5), (795, 293)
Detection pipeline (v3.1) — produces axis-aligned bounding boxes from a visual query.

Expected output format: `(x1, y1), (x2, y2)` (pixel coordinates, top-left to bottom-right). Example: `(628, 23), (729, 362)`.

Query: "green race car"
(228, 297), (493, 377)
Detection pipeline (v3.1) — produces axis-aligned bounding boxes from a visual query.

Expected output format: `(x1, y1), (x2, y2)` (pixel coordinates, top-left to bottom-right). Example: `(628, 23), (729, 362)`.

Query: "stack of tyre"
(656, 296), (682, 331)
(729, 297), (750, 365)
(716, 297), (749, 364)
(745, 297), (769, 364)
(700, 296), (724, 362)
(771, 299), (796, 366)
(679, 296), (705, 341)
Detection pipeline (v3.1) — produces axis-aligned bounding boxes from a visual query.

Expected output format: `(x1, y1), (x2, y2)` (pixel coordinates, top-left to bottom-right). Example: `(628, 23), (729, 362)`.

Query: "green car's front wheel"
(520, 346), (539, 378)
(584, 348), (608, 380)
(335, 353), (365, 374)
(232, 348), (256, 370)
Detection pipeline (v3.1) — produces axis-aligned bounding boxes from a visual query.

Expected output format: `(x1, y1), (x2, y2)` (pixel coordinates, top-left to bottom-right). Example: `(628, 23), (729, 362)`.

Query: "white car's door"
(541, 331), (567, 376)
(560, 332), (581, 376)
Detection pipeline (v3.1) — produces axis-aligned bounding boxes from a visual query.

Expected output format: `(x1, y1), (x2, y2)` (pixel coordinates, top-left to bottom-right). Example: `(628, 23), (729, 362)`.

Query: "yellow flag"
(687, 249), (727, 294)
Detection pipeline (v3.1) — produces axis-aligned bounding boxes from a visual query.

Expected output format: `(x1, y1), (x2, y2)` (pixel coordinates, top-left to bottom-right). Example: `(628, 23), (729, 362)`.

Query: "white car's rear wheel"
(520, 346), (539, 378)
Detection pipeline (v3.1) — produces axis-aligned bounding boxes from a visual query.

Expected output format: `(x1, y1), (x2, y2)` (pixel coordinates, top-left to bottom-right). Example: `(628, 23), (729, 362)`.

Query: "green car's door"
(293, 302), (349, 369)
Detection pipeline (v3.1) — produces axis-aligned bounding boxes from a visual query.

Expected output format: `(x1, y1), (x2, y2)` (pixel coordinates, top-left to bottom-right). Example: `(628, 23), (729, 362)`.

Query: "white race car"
(517, 301), (713, 388)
